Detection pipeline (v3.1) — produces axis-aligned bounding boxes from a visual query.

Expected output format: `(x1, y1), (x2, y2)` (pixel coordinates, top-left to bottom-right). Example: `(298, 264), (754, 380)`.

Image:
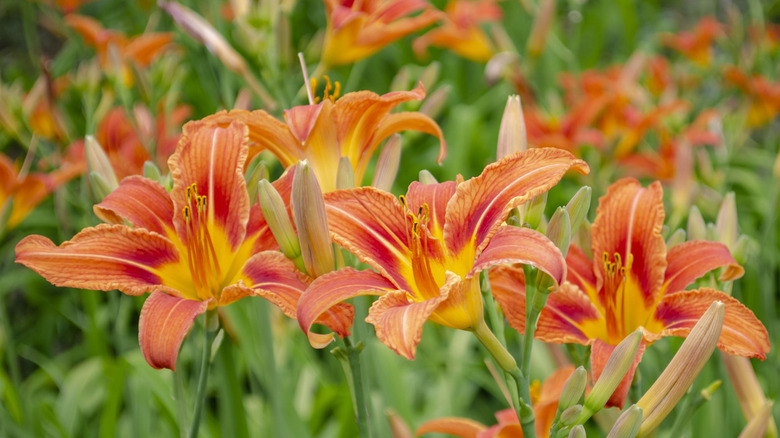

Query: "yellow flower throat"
(181, 183), (223, 300)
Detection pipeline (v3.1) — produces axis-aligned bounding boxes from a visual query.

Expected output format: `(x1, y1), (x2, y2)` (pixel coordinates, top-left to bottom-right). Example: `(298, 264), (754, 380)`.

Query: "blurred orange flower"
(413, 0), (502, 62)
(661, 16), (723, 66)
(724, 66), (780, 127)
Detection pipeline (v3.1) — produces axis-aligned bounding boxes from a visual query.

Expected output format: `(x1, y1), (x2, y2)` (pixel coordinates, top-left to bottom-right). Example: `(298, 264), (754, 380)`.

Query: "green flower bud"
(566, 186), (592, 235)
(292, 161), (334, 278)
(558, 366), (587, 412)
(607, 405), (643, 438)
(687, 206), (707, 241)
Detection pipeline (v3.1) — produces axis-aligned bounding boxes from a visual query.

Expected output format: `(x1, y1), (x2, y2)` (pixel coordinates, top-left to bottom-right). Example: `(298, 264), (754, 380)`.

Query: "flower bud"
(546, 207), (572, 258)
(372, 134), (401, 192)
(418, 62), (440, 90)
(257, 179), (305, 271)
(637, 301), (725, 436)
(526, 0), (556, 58)
(568, 424), (586, 438)
(706, 223), (718, 242)
(389, 66), (412, 92)
(607, 405), (643, 438)
(730, 235), (752, 266)
(337, 156), (355, 190)
(558, 367), (587, 412)
(245, 159), (268, 203)
(581, 331), (643, 422)
(524, 192), (547, 230)
(419, 85), (450, 120)
(687, 206), (707, 241)
(292, 161), (335, 278)
(666, 228), (686, 249)
(418, 169), (438, 185)
(722, 355), (777, 437)
(566, 186), (592, 235)
(85, 135), (118, 198)
(716, 192), (738, 250)
(559, 404), (583, 426)
(497, 95), (527, 159)
(739, 401), (774, 438)
(143, 160), (162, 183)
(88, 171), (115, 202)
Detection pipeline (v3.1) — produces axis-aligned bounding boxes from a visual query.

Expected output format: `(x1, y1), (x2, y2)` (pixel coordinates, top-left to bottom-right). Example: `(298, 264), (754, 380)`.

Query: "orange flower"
(523, 103), (604, 155)
(413, 0), (502, 62)
(15, 120), (351, 370)
(416, 365), (578, 437)
(0, 153), (81, 231)
(661, 16), (724, 67)
(297, 148), (587, 357)
(201, 84), (446, 193)
(724, 66), (780, 127)
(490, 178), (769, 408)
(321, 0), (441, 67)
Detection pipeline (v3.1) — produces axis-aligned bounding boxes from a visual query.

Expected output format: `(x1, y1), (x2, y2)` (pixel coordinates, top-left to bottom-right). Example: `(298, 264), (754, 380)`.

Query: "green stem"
(256, 300), (288, 437)
(343, 336), (371, 437)
(174, 366), (188, 438)
(189, 310), (218, 438)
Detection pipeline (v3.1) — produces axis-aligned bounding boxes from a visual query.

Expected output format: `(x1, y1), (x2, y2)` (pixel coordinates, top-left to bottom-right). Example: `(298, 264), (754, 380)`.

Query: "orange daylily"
(523, 103), (604, 155)
(321, 0), (441, 67)
(724, 66), (780, 127)
(0, 153), (82, 231)
(416, 365), (578, 437)
(71, 105), (191, 179)
(661, 16), (723, 67)
(297, 148), (587, 358)
(15, 120), (351, 370)
(201, 84), (446, 193)
(65, 14), (173, 83)
(413, 0), (502, 63)
(490, 178), (769, 408)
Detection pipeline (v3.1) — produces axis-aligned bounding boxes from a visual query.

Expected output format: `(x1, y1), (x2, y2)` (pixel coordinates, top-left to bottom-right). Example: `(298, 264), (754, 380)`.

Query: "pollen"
(311, 75), (341, 104)
(181, 183), (223, 301)
(602, 251), (634, 342)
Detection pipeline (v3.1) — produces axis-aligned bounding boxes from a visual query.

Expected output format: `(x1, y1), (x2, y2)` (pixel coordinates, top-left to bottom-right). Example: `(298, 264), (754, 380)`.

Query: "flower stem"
(343, 336), (372, 437)
(189, 309), (218, 438)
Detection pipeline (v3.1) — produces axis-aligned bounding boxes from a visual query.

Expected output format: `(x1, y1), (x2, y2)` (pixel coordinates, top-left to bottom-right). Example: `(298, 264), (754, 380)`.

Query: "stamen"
(603, 251), (633, 342)
(181, 183), (223, 300)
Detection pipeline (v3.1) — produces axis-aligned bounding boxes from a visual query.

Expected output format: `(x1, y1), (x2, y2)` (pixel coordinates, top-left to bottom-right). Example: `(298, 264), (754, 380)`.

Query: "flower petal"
(285, 101), (343, 192)
(591, 178), (666, 309)
(416, 417), (486, 438)
(488, 265), (527, 334)
(651, 288), (769, 359)
(15, 224), (181, 296)
(123, 32), (173, 66)
(94, 175), (175, 236)
(444, 148), (588, 257)
(138, 291), (209, 370)
(471, 226), (566, 287)
(169, 120), (250, 249)
(536, 282), (604, 344)
(297, 267), (396, 348)
(590, 338), (647, 408)
(324, 187), (413, 289)
(405, 180), (457, 239)
(366, 288), (448, 360)
(663, 240), (744, 295)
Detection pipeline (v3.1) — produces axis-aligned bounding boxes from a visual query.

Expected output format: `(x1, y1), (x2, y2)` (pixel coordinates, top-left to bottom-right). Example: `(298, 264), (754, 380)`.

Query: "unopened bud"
(143, 160), (162, 183)
(573, 220), (591, 253)
(739, 401), (774, 438)
(666, 228), (686, 249)
(546, 207), (571, 258)
(559, 367), (587, 411)
(419, 169), (438, 185)
(581, 331), (643, 422)
(257, 179), (304, 271)
(292, 161), (335, 278)
(607, 405), (643, 438)
(524, 192), (547, 230)
(386, 408), (413, 438)
(85, 135), (118, 196)
(568, 424), (586, 438)
(497, 95), (527, 159)
(559, 404), (583, 426)
(637, 301), (725, 436)
(419, 85), (450, 120)
(565, 186), (592, 235)
(687, 206), (707, 241)
(336, 157), (355, 190)
(389, 66), (411, 92)
(706, 223), (718, 242)
(730, 235), (752, 268)
(372, 134), (401, 191)
(245, 159), (268, 203)
(89, 171), (115, 202)
(526, 0), (556, 58)
(716, 192), (738, 250)
(418, 62), (440, 90)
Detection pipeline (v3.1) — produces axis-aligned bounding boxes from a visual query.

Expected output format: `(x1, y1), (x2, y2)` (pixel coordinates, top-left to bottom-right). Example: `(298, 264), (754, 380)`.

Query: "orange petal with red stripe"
(444, 148), (588, 257)
(169, 120), (250, 249)
(139, 291), (209, 370)
(663, 240), (744, 294)
(297, 267), (395, 348)
(405, 181), (456, 238)
(94, 175), (174, 236)
(535, 282), (603, 345)
(15, 224), (181, 297)
(652, 288), (769, 359)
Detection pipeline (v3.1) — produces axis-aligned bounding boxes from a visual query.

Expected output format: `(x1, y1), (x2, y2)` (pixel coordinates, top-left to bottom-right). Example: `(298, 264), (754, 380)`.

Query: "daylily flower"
(201, 84), (446, 193)
(297, 148), (588, 358)
(65, 14), (173, 84)
(724, 66), (780, 127)
(0, 152), (81, 232)
(490, 178), (769, 407)
(661, 16), (723, 67)
(416, 365), (578, 437)
(321, 0), (441, 67)
(413, 0), (502, 63)
(70, 105), (191, 180)
(15, 120), (352, 370)
(523, 103), (604, 155)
